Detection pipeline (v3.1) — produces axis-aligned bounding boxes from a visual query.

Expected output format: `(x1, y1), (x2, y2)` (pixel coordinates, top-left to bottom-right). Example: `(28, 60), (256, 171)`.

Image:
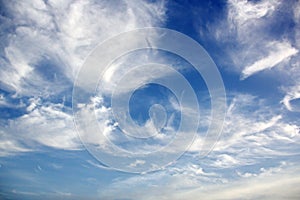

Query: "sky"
(0, 0), (300, 199)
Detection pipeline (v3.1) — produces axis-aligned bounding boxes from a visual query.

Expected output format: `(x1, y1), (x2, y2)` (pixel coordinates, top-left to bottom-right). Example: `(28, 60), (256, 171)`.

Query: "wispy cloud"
(173, 164), (300, 200)
(99, 159), (300, 200)
(282, 85), (300, 112)
(241, 41), (298, 79)
(95, 91), (300, 198)
(205, 0), (300, 82)
(228, 0), (279, 28)
(0, 101), (81, 156)
(0, 0), (167, 156)
(0, 0), (166, 95)
(188, 93), (300, 169)
(213, 93), (299, 157)
(0, 0), (299, 199)
(0, 130), (31, 157)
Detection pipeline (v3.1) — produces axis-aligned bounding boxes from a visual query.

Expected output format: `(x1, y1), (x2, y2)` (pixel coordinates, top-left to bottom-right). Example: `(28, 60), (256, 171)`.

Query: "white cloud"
(100, 59), (178, 96)
(293, 1), (300, 48)
(208, 0), (300, 83)
(228, 0), (279, 27)
(279, 5), (300, 112)
(1, 101), (82, 154)
(0, 0), (166, 95)
(213, 154), (239, 168)
(226, 0), (279, 44)
(218, 0), (300, 108)
(96, 91), (300, 198)
(282, 85), (300, 112)
(176, 166), (300, 200)
(0, 130), (32, 157)
(129, 159), (146, 168)
(226, 0), (280, 44)
(74, 97), (115, 150)
(241, 41), (298, 79)
(0, 0), (167, 156)
(189, 93), (300, 168)
(99, 159), (300, 200)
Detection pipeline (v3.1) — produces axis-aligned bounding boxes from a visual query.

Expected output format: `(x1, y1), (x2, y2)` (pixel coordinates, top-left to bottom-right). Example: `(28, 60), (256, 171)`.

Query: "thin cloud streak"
(241, 41), (298, 79)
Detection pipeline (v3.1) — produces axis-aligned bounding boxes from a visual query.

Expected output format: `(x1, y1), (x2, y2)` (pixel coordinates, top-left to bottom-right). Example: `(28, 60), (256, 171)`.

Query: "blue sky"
(0, 0), (300, 199)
